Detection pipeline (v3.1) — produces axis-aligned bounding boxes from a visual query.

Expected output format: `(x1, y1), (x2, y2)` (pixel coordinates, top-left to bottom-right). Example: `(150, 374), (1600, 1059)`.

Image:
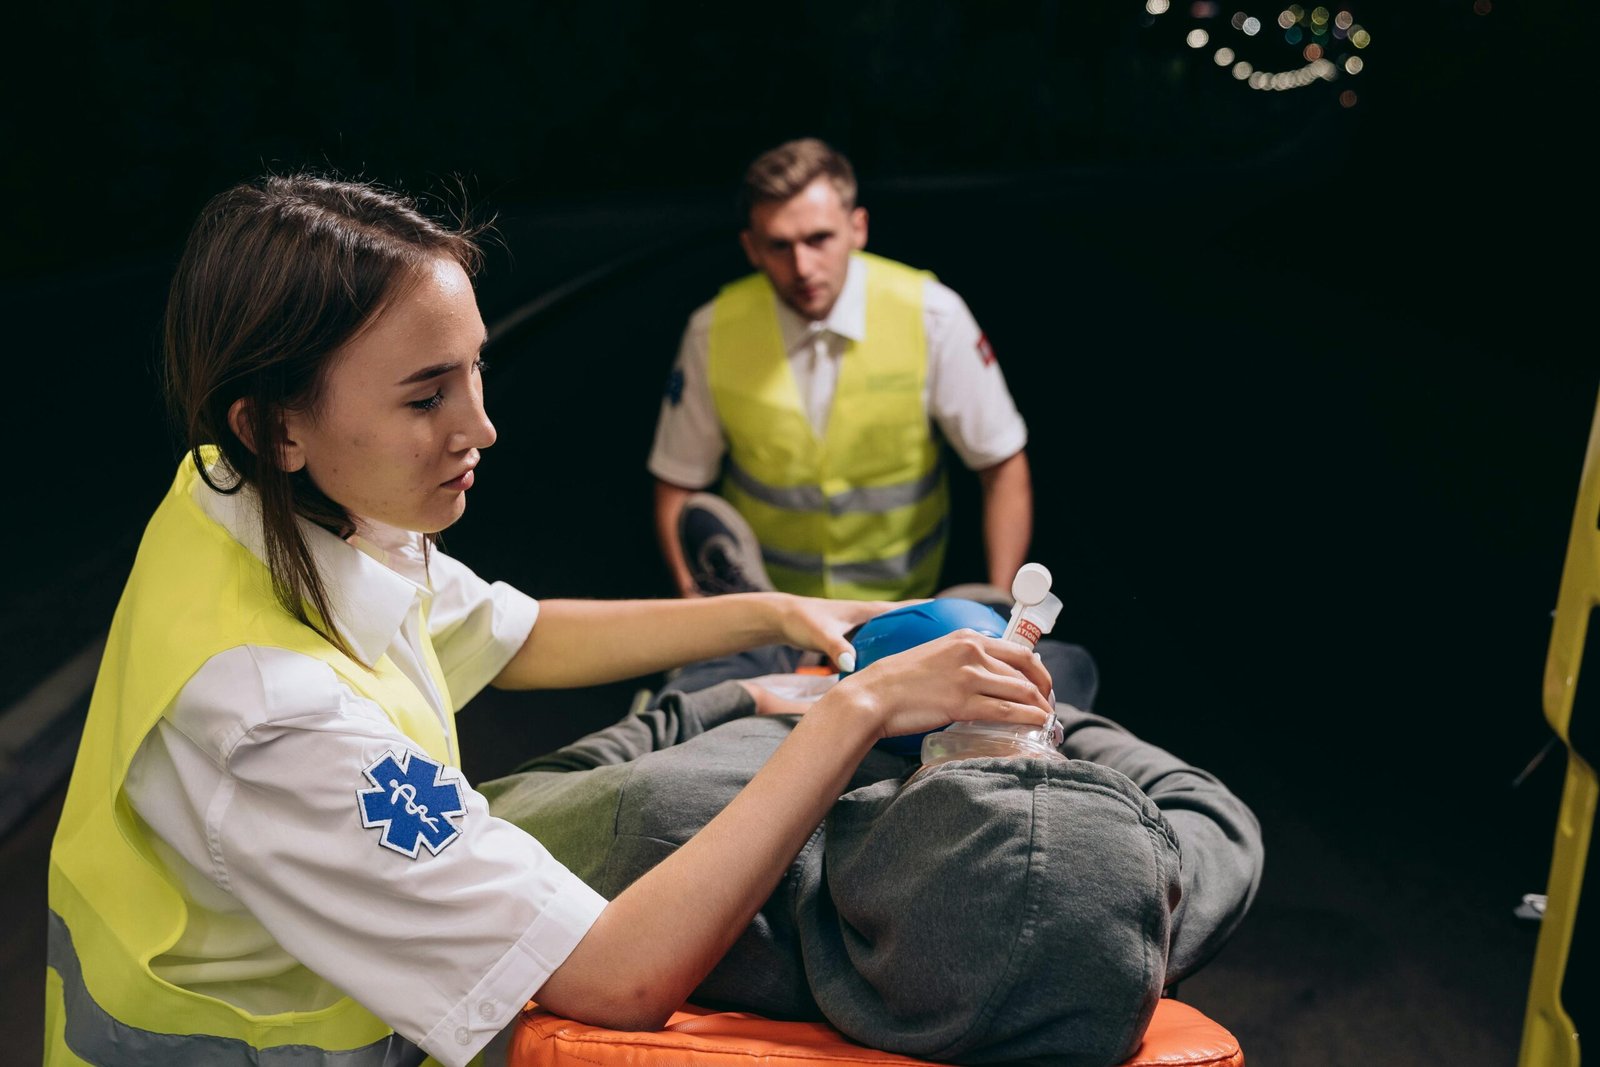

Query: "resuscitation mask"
(838, 598), (1009, 755)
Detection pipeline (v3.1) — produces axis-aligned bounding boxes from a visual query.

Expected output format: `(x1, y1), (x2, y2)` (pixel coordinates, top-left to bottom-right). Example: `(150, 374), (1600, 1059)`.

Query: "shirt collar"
(774, 253), (868, 353)
(195, 471), (425, 665)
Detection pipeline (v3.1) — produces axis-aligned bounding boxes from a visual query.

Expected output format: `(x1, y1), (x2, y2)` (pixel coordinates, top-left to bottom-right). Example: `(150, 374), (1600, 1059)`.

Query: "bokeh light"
(1143, 1), (1374, 99)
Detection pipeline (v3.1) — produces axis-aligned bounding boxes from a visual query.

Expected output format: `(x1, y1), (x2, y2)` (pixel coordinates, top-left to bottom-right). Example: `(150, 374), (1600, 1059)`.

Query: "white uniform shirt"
(123, 477), (606, 1067)
(648, 255), (1029, 489)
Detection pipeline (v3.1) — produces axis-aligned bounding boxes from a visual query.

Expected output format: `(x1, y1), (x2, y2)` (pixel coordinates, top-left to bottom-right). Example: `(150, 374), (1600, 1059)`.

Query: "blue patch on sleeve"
(664, 367), (685, 406)
(357, 750), (467, 858)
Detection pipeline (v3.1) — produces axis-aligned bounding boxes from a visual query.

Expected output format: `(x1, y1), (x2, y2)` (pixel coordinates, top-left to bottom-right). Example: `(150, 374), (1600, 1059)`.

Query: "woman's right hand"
(829, 629), (1054, 741)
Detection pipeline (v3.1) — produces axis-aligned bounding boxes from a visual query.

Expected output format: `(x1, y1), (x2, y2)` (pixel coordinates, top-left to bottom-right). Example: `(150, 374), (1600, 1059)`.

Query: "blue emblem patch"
(357, 749), (466, 858)
(664, 367), (684, 406)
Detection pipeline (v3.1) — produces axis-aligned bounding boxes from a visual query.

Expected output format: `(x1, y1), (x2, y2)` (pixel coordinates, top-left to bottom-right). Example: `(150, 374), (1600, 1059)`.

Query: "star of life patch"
(664, 366), (685, 406)
(357, 749), (467, 858)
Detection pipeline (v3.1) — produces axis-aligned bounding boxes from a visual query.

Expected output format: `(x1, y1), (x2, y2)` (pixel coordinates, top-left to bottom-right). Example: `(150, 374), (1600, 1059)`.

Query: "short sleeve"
(647, 302), (726, 488)
(923, 279), (1029, 470)
(426, 546), (540, 709)
(125, 645), (607, 1067)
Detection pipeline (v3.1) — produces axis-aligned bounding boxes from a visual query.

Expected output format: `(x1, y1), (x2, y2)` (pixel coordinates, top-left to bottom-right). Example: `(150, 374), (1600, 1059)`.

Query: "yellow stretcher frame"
(1520, 389), (1600, 1067)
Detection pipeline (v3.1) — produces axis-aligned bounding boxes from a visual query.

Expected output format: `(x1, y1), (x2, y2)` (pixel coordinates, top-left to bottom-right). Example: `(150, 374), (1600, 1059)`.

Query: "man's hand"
(737, 672), (837, 716)
(654, 479), (702, 597)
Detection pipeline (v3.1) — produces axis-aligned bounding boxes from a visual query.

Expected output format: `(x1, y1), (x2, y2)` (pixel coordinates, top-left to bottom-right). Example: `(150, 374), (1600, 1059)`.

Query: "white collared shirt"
(123, 476), (606, 1067)
(648, 255), (1028, 489)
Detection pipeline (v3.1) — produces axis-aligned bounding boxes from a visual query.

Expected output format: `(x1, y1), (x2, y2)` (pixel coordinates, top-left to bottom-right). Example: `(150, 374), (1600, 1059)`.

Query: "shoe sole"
(682, 492), (775, 592)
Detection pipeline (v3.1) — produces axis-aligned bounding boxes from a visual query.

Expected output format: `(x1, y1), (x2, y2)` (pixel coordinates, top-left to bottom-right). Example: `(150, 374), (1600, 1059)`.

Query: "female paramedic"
(43, 173), (1054, 1067)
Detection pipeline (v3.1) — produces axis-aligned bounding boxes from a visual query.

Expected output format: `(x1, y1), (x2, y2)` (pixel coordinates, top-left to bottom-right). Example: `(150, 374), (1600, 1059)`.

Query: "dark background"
(2, 2), (1596, 1063)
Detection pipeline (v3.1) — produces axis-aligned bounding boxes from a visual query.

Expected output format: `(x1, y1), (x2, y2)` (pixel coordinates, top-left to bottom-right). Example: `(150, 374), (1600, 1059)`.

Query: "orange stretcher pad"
(510, 999), (1243, 1067)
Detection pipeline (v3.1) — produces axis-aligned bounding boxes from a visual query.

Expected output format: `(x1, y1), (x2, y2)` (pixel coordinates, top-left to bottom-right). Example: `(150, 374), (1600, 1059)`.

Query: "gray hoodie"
(480, 668), (1260, 1066)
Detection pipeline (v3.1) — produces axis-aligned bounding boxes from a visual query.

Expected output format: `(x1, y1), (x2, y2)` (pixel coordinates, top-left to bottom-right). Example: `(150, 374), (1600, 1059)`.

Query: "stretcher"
(508, 997), (1243, 1067)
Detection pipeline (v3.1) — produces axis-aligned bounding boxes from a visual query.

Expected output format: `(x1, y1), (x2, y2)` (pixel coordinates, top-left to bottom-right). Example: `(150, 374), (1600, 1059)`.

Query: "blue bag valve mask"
(839, 599), (1007, 755)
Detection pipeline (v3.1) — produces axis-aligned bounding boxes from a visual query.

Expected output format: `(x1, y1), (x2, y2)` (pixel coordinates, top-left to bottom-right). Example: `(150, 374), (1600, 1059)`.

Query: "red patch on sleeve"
(975, 332), (997, 367)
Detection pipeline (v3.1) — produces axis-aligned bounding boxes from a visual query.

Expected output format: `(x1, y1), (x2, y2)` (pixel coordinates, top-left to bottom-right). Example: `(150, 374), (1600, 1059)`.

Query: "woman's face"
(281, 257), (495, 534)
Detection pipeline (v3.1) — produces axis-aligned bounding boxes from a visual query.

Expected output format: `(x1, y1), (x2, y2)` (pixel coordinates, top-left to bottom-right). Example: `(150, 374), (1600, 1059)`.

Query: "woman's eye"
(410, 390), (444, 411)
(475, 356), (490, 374)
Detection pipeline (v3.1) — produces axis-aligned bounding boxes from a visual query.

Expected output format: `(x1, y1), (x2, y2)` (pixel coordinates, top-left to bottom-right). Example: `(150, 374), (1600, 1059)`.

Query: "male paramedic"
(648, 137), (1034, 601)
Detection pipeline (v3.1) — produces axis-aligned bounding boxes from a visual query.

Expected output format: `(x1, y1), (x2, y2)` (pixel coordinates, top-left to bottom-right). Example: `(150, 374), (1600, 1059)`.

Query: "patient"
(480, 624), (1261, 1067)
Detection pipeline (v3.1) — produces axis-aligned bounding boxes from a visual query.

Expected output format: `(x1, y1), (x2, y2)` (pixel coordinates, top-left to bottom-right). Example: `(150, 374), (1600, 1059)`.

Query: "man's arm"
(977, 449), (1033, 590)
(920, 280), (1031, 590)
(497, 680), (758, 780)
(648, 307), (726, 597)
(478, 681), (760, 887)
(654, 478), (701, 597)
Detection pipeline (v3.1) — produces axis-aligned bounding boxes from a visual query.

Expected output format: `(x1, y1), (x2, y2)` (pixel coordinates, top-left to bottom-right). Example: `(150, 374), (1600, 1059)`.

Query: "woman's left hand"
(772, 594), (911, 672)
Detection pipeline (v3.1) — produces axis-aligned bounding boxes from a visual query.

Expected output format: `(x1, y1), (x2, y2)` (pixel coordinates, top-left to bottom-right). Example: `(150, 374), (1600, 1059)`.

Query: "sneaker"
(679, 492), (775, 595)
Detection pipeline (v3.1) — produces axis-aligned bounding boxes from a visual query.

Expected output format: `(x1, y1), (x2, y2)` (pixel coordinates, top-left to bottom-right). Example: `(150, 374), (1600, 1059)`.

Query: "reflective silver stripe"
(762, 519), (947, 582)
(725, 458), (943, 516)
(830, 520), (947, 584)
(759, 542), (827, 574)
(48, 910), (426, 1066)
(725, 461), (825, 511)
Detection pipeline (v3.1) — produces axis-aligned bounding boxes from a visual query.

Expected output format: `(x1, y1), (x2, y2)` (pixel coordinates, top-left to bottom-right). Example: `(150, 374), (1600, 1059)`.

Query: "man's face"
(739, 177), (868, 321)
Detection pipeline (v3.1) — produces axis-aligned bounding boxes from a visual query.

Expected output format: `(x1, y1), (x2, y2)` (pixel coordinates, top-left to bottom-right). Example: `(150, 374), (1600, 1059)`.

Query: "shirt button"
(478, 1001), (497, 1022)
(455, 1026), (471, 1045)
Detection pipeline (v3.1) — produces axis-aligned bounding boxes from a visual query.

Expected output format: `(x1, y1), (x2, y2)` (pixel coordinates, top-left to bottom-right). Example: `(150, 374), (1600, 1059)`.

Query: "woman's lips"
(441, 467), (475, 491)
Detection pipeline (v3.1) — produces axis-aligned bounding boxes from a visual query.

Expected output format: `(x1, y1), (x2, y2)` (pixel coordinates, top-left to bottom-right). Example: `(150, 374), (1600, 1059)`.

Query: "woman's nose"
(451, 384), (496, 452)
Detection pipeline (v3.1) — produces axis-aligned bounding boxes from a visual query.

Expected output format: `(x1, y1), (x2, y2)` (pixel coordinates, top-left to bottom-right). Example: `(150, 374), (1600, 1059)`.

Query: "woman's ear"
(227, 397), (306, 472)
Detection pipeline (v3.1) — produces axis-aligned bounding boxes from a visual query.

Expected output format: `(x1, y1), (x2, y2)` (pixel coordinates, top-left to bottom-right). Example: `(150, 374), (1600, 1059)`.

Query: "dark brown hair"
(738, 138), (857, 227)
(162, 172), (488, 662)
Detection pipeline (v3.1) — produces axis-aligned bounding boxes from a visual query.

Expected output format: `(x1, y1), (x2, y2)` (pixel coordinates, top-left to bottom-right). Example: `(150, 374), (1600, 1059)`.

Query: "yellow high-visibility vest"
(46, 451), (461, 1065)
(708, 252), (948, 600)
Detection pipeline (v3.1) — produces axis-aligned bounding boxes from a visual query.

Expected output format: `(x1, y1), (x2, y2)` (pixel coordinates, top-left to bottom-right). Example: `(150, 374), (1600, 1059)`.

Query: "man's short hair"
(738, 138), (857, 227)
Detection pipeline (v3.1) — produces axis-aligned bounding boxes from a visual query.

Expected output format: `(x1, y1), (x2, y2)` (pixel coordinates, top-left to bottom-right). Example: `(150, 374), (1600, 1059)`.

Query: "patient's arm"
(504, 680), (758, 777)
(479, 680), (759, 886)
(1056, 705), (1264, 983)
